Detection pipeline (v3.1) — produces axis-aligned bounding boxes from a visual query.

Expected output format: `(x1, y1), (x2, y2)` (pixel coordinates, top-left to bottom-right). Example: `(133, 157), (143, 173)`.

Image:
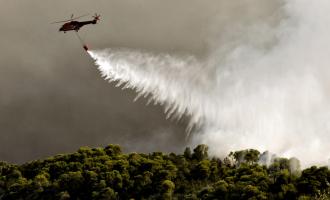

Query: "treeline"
(0, 144), (330, 200)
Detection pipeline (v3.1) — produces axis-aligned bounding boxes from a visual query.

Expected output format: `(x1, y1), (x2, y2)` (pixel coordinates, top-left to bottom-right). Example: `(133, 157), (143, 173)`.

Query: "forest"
(1, 144), (330, 200)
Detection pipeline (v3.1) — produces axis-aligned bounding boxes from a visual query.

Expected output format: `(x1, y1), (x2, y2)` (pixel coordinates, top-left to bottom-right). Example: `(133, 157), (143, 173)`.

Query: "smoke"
(88, 0), (330, 167)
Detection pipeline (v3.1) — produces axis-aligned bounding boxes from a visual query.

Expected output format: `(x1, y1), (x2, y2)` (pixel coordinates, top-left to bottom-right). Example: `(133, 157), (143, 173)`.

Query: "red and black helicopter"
(52, 13), (100, 51)
(52, 13), (100, 33)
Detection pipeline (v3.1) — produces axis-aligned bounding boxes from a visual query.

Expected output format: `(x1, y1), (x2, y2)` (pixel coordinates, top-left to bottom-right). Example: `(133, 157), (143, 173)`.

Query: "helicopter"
(52, 13), (100, 33)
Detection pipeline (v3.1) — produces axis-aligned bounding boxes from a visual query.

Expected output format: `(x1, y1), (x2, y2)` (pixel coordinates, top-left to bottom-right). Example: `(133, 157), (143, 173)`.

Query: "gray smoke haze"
(89, 0), (330, 167)
(1, 0), (220, 163)
(1, 0), (328, 166)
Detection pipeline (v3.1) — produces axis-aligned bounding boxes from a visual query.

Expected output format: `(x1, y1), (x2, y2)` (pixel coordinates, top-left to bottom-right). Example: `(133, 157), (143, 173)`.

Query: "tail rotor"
(93, 13), (101, 22)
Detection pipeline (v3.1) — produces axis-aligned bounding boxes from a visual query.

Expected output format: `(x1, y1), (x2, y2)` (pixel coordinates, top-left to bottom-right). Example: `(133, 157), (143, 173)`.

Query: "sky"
(0, 0), (226, 163)
(5, 0), (324, 165)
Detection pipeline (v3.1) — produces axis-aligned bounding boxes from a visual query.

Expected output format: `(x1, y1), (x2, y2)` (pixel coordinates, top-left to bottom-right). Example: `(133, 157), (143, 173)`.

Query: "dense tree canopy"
(0, 144), (329, 199)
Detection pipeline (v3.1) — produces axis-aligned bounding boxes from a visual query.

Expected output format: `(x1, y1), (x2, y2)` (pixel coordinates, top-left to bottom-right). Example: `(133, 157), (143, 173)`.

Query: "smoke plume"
(89, 0), (330, 167)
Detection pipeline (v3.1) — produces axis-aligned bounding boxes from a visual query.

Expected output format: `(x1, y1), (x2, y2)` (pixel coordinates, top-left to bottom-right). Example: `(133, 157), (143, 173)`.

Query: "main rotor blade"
(51, 20), (71, 24)
(70, 13), (89, 21)
(50, 13), (89, 24)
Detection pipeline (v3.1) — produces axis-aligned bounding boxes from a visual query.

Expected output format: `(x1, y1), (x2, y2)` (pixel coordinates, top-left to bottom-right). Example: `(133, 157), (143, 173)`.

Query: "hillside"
(0, 144), (329, 199)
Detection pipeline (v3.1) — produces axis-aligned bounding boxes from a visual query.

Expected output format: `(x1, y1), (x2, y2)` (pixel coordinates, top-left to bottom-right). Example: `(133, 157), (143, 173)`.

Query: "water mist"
(89, 0), (330, 167)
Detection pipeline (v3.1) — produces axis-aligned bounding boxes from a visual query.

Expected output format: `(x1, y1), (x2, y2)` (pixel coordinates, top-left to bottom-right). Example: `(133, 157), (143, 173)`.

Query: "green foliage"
(297, 166), (330, 196)
(0, 144), (329, 199)
(192, 144), (208, 161)
(230, 149), (260, 166)
(184, 147), (192, 160)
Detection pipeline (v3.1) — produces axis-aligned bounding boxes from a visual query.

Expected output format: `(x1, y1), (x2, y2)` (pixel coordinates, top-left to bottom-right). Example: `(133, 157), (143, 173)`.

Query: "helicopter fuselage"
(59, 20), (97, 32)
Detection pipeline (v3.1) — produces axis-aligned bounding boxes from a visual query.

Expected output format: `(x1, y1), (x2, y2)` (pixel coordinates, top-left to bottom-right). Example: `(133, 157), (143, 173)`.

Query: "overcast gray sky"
(0, 0), (218, 163)
(0, 0), (282, 163)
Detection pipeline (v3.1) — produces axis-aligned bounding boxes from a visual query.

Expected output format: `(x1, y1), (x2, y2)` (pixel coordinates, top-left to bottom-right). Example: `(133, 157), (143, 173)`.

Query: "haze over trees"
(1, 144), (330, 199)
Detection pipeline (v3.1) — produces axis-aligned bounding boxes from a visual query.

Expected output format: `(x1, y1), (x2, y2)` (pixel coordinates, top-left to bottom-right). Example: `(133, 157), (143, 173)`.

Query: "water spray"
(88, 0), (330, 167)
